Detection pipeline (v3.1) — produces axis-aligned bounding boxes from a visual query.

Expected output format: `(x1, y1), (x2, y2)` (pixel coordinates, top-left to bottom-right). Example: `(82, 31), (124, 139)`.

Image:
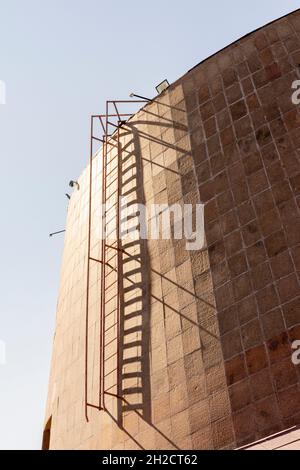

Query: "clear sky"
(0, 0), (299, 450)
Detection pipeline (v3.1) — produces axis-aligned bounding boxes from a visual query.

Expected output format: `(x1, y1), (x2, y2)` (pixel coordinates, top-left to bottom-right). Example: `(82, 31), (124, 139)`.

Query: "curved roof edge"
(170, 7), (300, 89)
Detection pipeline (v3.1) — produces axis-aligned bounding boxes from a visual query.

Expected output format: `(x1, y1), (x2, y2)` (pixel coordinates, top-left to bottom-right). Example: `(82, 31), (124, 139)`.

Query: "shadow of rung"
(124, 297), (143, 307)
(122, 387), (143, 394)
(123, 283), (143, 294)
(123, 311), (143, 321)
(123, 340), (142, 349)
(122, 403), (144, 412)
(122, 356), (142, 365)
(122, 372), (143, 379)
(123, 325), (142, 335)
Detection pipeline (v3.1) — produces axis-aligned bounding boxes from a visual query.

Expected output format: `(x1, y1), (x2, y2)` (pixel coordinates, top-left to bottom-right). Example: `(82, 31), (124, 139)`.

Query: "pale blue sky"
(0, 0), (299, 450)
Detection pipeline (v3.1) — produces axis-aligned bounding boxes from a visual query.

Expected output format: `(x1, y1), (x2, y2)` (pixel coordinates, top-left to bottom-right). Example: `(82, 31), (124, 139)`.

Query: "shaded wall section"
(174, 8), (300, 447)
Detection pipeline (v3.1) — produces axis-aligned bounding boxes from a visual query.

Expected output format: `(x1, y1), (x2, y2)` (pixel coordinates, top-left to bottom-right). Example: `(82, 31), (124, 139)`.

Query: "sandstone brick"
(256, 283), (280, 315)
(283, 297), (300, 328)
(218, 305), (239, 335)
(220, 126), (235, 148)
(225, 354), (247, 385)
(234, 115), (253, 139)
(228, 252), (247, 278)
(267, 331), (291, 364)
(250, 369), (273, 401)
(232, 272), (252, 301)
(191, 426), (213, 450)
(189, 399), (210, 434)
(204, 116), (217, 139)
(246, 240), (267, 268)
(199, 179), (215, 202)
(258, 208), (282, 237)
(196, 160), (211, 185)
(224, 231), (243, 257)
(213, 93), (226, 113)
(229, 379), (251, 412)
(223, 68), (238, 88)
(222, 328), (243, 360)
(253, 69), (268, 89)
(233, 406), (255, 442)
(242, 221), (261, 247)
(265, 230), (287, 258)
(237, 295), (258, 325)
(271, 357), (298, 391)
(251, 262), (272, 290)
(200, 101), (214, 121)
(217, 108), (231, 131)
(217, 190), (235, 215)
(207, 134), (221, 156)
(237, 201), (256, 226)
(193, 142), (208, 165)
(270, 250), (294, 280)
(208, 240), (226, 266)
(212, 417), (235, 449)
(277, 273), (300, 303)
(241, 318), (263, 350)
(266, 161), (285, 185)
(262, 308), (285, 340)
(226, 83), (243, 104)
(254, 395), (281, 431)
(230, 100), (248, 121)
(186, 374), (207, 406)
(253, 189), (275, 215)
(288, 324), (300, 344)
(245, 344), (268, 374)
(277, 385), (300, 418)
(248, 168), (269, 195)
(198, 84), (210, 104)
(242, 77), (254, 96)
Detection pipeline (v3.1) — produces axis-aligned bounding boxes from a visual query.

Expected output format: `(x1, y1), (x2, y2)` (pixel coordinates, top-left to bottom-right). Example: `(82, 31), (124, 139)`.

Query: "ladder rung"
(122, 357), (142, 365)
(105, 243), (124, 252)
(123, 283), (142, 294)
(122, 186), (137, 197)
(105, 253), (117, 264)
(105, 175), (119, 189)
(123, 341), (142, 349)
(105, 278), (118, 291)
(122, 372), (142, 379)
(122, 404), (143, 411)
(104, 322), (118, 334)
(124, 325), (142, 335)
(123, 296), (143, 307)
(123, 310), (143, 321)
(106, 166), (118, 179)
(105, 291), (118, 303)
(104, 384), (118, 392)
(105, 350), (119, 362)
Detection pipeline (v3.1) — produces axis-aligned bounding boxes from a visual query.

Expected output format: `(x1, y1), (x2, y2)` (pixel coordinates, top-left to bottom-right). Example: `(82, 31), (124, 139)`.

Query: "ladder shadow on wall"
(115, 124), (152, 428)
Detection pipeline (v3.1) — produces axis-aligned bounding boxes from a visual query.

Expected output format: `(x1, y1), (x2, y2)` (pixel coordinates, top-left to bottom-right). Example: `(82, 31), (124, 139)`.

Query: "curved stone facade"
(45, 9), (300, 449)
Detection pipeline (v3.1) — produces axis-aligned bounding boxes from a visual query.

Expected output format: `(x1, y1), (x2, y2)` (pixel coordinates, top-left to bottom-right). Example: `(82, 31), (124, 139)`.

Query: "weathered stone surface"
(44, 9), (300, 450)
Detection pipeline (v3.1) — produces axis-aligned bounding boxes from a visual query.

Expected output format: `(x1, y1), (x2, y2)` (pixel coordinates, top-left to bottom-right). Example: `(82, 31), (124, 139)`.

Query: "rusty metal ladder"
(84, 100), (147, 421)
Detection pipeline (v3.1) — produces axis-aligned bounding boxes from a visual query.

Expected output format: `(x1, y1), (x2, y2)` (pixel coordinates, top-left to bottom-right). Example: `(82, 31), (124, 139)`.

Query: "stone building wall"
(44, 8), (300, 449)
